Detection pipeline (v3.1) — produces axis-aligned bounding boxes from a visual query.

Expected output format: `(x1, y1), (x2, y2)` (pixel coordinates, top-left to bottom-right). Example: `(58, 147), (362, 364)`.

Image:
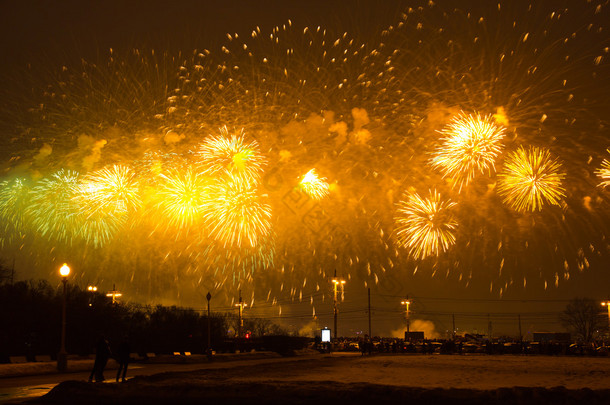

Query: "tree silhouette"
(560, 298), (607, 343)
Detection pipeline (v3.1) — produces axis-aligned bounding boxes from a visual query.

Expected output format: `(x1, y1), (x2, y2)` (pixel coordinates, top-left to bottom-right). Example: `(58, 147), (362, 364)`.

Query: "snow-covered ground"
(33, 354), (610, 404)
(243, 354), (610, 390)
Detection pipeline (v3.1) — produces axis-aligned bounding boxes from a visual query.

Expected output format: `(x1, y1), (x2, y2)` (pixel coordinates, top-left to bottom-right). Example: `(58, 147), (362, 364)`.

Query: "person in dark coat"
(116, 337), (130, 382)
(88, 336), (112, 382)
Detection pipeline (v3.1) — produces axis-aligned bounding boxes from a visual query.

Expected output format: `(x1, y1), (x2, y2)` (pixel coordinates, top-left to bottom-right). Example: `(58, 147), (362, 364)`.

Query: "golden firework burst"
(431, 112), (506, 191)
(497, 146), (566, 212)
(394, 190), (458, 260)
(196, 127), (266, 185)
(202, 175), (272, 248)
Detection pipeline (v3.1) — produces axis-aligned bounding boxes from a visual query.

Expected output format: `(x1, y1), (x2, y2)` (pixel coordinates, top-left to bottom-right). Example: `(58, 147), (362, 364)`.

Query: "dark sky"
(0, 0), (411, 70)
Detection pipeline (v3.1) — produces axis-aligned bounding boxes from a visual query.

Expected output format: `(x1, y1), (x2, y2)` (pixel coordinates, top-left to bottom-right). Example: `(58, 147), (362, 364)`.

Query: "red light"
(245, 333), (251, 339)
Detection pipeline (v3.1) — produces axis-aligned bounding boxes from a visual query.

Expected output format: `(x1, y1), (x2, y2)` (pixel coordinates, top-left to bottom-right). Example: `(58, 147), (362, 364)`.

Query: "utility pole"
(518, 314), (522, 341)
(235, 290), (247, 338)
(368, 287), (372, 338)
(331, 270), (345, 340)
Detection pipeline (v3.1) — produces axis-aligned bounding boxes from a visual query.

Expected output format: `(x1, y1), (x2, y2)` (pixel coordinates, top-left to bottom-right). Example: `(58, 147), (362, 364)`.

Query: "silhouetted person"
(116, 337), (130, 382)
(89, 336), (111, 382)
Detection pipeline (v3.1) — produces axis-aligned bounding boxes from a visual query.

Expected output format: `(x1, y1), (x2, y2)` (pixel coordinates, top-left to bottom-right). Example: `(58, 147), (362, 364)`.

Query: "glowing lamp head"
(59, 263), (70, 278)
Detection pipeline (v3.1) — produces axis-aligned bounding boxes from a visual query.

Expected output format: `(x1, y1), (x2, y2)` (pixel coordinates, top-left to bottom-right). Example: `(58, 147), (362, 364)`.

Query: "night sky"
(1, 0), (610, 338)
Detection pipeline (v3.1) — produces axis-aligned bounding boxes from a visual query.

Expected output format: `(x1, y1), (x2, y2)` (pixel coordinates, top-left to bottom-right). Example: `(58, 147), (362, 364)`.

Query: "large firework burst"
(78, 164), (142, 215)
(394, 190), (458, 260)
(0, 178), (30, 244)
(26, 169), (82, 243)
(430, 112), (505, 192)
(153, 167), (208, 232)
(196, 127), (266, 185)
(202, 176), (272, 248)
(497, 146), (566, 212)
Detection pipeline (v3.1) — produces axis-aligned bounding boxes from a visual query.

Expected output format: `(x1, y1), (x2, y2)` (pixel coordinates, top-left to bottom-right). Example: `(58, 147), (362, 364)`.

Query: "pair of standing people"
(88, 336), (130, 383)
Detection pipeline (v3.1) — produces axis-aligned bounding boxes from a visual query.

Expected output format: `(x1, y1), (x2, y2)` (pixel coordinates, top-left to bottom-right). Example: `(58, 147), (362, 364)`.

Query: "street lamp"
(401, 297), (412, 338)
(87, 285), (97, 307)
(57, 263), (70, 372)
(331, 271), (346, 340)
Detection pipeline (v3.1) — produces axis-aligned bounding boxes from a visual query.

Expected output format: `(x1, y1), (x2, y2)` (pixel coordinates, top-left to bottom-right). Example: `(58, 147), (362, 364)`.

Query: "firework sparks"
(196, 127), (266, 185)
(25, 169), (82, 243)
(430, 112), (506, 191)
(202, 176), (272, 248)
(0, 0), (608, 304)
(79, 165), (142, 215)
(154, 167), (208, 232)
(497, 146), (566, 212)
(0, 178), (30, 243)
(298, 169), (330, 200)
(596, 150), (610, 188)
(394, 190), (458, 260)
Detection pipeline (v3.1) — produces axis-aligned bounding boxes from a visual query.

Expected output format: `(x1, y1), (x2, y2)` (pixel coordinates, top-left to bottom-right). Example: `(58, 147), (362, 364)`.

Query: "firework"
(196, 127), (266, 185)
(497, 146), (566, 212)
(79, 165), (142, 215)
(394, 190), (458, 260)
(202, 176), (272, 248)
(26, 169), (82, 243)
(75, 207), (126, 247)
(596, 150), (610, 188)
(430, 112), (505, 191)
(0, 0), (607, 305)
(0, 178), (30, 243)
(202, 232), (276, 280)
(298, 169), (330, 200)
(153, 167), (208, 232)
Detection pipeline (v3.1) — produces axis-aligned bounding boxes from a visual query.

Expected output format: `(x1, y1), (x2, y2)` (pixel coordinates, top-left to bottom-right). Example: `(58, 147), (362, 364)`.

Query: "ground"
(11, 353), (610, 404)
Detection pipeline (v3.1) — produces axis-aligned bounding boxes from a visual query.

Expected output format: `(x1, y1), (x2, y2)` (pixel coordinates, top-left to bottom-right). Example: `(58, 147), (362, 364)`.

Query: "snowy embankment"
(33, 354), (610, 404)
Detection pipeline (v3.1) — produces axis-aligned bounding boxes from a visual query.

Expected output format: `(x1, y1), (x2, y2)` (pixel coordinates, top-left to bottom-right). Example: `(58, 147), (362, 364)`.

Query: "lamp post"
(87, 285), (97, 307)
(57, 263), (70, 372)
(602, 300), (610, 341)
(331, 271), (346, 340)
(401, 297), (411, 339)
(206, 292), (212, 355)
